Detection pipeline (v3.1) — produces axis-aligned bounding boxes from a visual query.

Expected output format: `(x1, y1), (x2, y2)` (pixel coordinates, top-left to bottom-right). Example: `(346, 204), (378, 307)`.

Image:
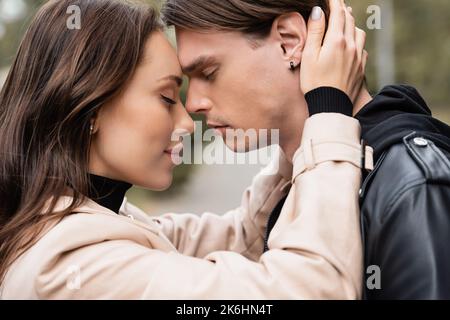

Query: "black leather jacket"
(361, 132), (450, 299)
(264, 85), (450, 299)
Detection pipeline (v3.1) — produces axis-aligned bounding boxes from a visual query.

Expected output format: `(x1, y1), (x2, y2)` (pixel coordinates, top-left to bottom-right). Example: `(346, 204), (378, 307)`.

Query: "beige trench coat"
(0, 113), (373, 299)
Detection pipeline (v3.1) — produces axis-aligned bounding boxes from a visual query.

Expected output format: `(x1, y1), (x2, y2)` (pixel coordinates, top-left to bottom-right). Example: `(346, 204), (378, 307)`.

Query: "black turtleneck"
(87, 173), (132, 214)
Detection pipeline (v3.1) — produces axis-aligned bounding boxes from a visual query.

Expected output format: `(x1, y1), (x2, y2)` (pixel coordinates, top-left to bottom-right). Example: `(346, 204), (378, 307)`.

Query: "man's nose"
(185, 85), (212, 114)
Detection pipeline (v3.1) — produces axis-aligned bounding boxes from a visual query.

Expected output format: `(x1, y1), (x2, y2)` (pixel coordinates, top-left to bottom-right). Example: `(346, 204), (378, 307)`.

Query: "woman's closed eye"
(160, 94), (177, 107)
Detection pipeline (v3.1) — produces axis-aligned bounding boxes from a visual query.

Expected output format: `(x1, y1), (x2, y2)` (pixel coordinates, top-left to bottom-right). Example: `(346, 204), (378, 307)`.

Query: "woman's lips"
(164, 143), (184, 165)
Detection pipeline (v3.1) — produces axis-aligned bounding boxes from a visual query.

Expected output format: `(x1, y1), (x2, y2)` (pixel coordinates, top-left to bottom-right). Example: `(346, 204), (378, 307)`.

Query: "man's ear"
(270, 12), (307, 66)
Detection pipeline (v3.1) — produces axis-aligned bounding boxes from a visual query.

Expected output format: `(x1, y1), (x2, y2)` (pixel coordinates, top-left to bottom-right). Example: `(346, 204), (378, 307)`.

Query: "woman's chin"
(138, 172), (173, 191)
(151, 182), (172, 192)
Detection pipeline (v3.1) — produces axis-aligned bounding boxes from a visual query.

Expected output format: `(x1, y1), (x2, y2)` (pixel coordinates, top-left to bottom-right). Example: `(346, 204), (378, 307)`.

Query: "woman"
(0, 0), (370, 299)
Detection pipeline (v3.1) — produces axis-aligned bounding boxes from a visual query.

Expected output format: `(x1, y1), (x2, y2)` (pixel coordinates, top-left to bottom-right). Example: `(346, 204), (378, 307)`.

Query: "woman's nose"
(175, 105), (195, 135)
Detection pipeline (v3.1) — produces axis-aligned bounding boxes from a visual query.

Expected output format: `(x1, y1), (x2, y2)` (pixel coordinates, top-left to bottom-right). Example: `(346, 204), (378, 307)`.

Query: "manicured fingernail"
(311, 6), (322, 21)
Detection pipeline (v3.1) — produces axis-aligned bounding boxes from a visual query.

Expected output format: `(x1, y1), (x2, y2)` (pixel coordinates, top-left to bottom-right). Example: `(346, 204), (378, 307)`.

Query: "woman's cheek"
(150, 106), (175, 147)
(123, 100), (177, 189)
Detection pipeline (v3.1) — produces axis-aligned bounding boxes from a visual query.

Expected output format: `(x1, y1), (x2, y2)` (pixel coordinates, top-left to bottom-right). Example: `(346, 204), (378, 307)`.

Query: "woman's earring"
(90, 124), (94, 135)
(290, 61), (296, 71)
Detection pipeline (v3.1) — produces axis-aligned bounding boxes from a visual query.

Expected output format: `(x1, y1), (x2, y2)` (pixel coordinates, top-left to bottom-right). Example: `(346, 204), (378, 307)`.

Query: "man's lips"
(208, 124), (231, 137)
(207, 122), (231, 133)
(207, 122), (228, 128)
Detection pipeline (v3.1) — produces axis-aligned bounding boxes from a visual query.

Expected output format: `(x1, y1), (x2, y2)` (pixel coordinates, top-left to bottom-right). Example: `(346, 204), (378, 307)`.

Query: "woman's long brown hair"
(0, 0), (160, 283)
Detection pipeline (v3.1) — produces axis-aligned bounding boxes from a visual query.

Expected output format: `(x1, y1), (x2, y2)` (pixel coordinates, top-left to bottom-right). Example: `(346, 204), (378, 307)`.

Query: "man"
(162, 0), (450, 299)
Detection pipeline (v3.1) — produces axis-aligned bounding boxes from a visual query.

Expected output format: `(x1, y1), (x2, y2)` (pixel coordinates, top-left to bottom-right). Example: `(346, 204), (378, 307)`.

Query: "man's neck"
(282, 131), (303, 163)
(279, 97), (308, 163)
(280, 87), (373, 163)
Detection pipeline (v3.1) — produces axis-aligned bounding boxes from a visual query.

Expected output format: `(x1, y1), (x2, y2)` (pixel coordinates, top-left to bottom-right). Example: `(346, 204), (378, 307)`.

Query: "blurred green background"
(350, 0), (450, 123)
(0, 0), (449, 213)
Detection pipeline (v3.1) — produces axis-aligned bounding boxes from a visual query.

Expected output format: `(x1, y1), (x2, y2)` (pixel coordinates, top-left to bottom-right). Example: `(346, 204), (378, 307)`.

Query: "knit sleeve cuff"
(305, 87), (353, 117)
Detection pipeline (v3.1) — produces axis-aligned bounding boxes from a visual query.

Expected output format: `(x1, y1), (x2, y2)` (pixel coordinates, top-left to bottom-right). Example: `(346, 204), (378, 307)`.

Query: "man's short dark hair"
(162, 0), (330, 39)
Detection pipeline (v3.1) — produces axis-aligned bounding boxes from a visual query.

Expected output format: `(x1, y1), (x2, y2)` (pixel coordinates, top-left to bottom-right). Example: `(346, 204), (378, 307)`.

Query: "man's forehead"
(176, 28), (221, 56)
(175, 27), (247, 53)
(176, 27), (264, 57)
(175, 28), (249, 72)
(175, 30), (222, 73)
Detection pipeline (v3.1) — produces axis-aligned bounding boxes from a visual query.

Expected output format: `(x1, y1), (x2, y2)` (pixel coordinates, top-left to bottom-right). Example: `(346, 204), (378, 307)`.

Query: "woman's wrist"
(305, 87), (354, 117)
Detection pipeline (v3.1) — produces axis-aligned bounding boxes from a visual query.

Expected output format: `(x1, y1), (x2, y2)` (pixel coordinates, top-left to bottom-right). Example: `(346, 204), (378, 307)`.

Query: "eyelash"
(160, 95), (177, 107)
(203, 69), (218, 82)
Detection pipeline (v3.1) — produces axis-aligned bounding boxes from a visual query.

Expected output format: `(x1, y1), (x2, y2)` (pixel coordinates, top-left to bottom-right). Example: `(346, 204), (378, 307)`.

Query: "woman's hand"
(300, 0), (367, 103)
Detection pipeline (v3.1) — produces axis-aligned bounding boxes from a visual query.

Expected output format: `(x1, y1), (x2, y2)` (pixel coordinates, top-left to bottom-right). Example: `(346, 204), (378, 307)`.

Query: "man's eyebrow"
(158, 75), (183, 87)
(182, 56), (217, 75)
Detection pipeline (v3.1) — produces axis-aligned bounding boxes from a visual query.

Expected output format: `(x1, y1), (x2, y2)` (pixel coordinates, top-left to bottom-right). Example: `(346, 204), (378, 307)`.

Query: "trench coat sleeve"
(146, 158), (291, 262)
